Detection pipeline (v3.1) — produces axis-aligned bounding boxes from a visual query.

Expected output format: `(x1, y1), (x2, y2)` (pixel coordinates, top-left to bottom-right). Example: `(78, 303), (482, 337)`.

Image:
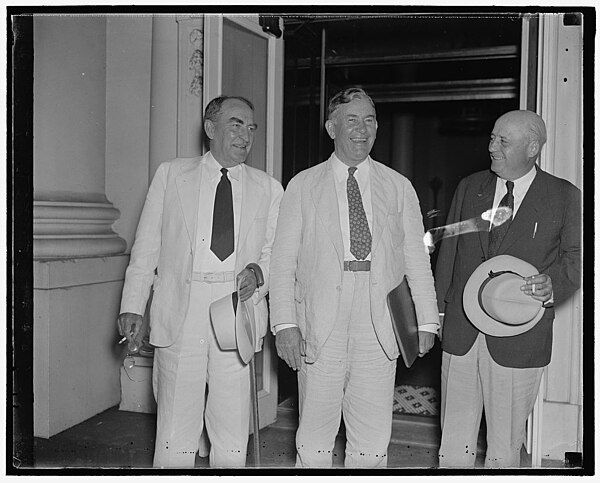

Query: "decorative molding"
(176, 16), (205, 157)
(188, 28), (204, 97)
(34, 195), (127, 259)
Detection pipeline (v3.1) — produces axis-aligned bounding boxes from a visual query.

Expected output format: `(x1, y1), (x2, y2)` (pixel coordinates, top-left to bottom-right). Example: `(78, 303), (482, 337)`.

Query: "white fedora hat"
(463, 255), (545, 337)
(210, 292), (256, 364)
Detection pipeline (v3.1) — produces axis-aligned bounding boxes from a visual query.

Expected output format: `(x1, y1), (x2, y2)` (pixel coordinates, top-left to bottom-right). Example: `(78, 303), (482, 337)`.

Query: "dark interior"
(278, 13), (522, 404)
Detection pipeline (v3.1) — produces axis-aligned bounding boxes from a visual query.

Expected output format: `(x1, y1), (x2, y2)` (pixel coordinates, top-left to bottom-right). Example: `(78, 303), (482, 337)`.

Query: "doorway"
(279, 13), (522, 410)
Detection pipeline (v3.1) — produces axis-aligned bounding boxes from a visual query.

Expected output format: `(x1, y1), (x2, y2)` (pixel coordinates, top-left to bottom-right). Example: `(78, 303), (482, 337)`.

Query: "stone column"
(33, 15), (153, 437)
(33, 15), (126, 258)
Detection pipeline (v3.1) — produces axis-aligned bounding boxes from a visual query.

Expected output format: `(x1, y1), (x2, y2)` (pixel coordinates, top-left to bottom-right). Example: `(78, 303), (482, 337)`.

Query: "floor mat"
(393, 385), (439, 416)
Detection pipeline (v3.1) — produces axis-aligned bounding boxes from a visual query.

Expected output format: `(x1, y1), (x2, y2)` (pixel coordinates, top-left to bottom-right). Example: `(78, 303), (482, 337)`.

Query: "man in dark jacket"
(434, 110), (581, 467)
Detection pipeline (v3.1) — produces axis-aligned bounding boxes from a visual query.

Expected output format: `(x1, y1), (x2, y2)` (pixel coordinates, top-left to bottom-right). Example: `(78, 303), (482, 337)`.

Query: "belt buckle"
(345, 260), (370, 271)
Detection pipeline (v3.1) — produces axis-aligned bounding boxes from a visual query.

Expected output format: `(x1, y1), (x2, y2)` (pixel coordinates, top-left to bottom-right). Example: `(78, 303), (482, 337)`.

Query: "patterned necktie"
(487, 180), (514, 258)
(347, 166), (372, 260)
(210, 168), (234, 261)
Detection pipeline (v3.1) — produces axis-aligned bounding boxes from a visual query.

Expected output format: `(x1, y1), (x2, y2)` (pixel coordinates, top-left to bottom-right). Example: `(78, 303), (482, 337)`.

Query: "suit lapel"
(370, 161), (388, 253)
(175, 156), (203, 248)
(311, 159), (344, 262)
(238, 164), (264, 250)
(474, 172), (496, 255)
(498, 169), (546, 253)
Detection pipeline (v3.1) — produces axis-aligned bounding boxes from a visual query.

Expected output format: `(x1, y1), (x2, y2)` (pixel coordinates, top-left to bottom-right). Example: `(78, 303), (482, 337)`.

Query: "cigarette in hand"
(118, 336), (127, 344)
(532, 283), (536, 295)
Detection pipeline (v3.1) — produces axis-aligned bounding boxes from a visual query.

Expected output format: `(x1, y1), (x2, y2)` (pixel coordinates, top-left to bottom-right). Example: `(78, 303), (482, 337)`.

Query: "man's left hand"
(521, 273), (553, 303)
(418, 331), (436, 357)
(236, 268), (257, 302)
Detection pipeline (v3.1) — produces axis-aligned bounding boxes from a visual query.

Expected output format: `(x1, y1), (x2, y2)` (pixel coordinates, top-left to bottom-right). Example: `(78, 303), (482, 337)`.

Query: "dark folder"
(386, 276), (420, 368)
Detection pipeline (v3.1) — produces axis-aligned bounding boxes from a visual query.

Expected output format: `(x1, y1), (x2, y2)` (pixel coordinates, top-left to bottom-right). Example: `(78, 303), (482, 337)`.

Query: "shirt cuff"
(274, 323), (297, 334)
(418, 323), (439, 334)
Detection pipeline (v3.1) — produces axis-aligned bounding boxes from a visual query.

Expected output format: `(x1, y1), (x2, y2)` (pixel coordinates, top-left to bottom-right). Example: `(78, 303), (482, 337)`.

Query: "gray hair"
(327, 87), (375, 120)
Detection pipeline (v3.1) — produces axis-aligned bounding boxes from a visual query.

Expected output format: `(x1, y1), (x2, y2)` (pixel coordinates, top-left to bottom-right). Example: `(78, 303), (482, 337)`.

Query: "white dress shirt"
(193, 152), (243, 273)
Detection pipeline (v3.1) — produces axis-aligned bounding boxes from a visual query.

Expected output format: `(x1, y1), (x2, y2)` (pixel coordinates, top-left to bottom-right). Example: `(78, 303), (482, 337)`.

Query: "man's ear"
(204, 119), (215, 140)
(528, 140), (540, 158)
(325, 120), (336, 140)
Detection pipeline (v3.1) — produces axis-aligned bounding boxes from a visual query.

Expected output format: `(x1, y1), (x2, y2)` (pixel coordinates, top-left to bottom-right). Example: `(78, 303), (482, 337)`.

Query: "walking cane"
(249, 355), (260, 466)
(243, 263), (264, 467)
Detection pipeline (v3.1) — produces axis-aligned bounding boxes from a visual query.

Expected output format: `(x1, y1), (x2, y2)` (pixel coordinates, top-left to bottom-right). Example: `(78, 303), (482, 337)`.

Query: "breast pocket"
(387, 212), (405, 248)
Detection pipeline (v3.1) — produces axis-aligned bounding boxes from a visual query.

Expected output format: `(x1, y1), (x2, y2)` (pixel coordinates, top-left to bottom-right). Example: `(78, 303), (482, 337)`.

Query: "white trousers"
(296, 271), (397, 468)
(152, 280), (250, 468)
(438, 333), (543, 468)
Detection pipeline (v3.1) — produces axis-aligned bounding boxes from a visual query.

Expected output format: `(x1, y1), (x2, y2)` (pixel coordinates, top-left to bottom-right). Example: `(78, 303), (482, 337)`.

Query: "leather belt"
(192, 271), (235, 283)
(343, 260), (371, 272)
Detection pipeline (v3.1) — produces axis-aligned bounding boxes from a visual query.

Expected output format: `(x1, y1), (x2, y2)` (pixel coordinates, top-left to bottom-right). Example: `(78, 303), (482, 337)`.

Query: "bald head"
(488, 110), (547, 181)
(497, 110), (547, 147)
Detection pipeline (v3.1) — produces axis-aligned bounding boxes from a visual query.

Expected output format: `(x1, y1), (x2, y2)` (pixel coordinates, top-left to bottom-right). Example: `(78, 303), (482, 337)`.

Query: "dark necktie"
(210, 168), (234, 261)
(487, 180), (514, 258)
(347, 166), (372, 260)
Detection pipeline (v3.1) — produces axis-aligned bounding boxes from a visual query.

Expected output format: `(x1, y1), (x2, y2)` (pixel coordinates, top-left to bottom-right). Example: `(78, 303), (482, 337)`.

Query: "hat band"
(477, 269), (528, 326)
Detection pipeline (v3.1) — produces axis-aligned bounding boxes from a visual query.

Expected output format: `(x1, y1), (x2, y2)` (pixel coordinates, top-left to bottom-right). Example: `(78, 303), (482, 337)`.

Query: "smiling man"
(434, 110), (581, 467)
(117, 95), (283, 467)
(269, 87), (439, 467)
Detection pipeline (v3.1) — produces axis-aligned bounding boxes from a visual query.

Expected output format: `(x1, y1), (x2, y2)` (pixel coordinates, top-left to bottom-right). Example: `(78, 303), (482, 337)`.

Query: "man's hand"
(521, 273), (553, 303)
(117, 312), (143, 347)
(418, 331), (436, 357)
(236, 268), (258, 302)
(275, 327), (304, 371)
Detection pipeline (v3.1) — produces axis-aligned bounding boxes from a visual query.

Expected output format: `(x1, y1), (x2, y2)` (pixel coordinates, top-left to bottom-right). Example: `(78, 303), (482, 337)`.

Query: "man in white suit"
(269, 87), (439, 467)
(117, 96), (283, 468)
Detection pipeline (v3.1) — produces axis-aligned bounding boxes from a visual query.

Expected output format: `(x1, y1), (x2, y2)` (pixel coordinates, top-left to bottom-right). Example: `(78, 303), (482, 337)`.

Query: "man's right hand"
(275, 327), (304, 371)
(117, 312), (143, 347)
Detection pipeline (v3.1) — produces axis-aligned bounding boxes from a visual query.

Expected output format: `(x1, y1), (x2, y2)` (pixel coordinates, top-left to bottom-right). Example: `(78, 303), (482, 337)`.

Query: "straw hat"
(463, 255), (545, 337)
(210, 292), (256, 364)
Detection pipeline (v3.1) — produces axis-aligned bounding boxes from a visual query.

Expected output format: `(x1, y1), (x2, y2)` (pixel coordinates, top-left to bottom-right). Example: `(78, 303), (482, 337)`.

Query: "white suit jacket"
(120, 153), (284, 348)
(269, 155), (438, 363)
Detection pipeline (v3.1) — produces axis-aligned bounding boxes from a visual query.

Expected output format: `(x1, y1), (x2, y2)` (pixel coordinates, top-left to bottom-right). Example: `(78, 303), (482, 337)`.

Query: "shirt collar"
(331, 153), (371, 183)
(497, 165), (537, 191)
(513, 165), (537, 189)
(206, 152), (243, 181)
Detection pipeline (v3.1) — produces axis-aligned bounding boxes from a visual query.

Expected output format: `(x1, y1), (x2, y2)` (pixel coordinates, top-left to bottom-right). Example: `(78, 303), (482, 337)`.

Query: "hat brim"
(236, 298), (256, 364)
(463, 255), (545, 337)
(210, 293), (238, 350)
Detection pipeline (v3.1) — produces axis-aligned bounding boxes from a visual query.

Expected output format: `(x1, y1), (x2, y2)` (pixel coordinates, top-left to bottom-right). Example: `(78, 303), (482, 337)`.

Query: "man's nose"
(239, 127), (251, 141)
(489, 138), (498, 151)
